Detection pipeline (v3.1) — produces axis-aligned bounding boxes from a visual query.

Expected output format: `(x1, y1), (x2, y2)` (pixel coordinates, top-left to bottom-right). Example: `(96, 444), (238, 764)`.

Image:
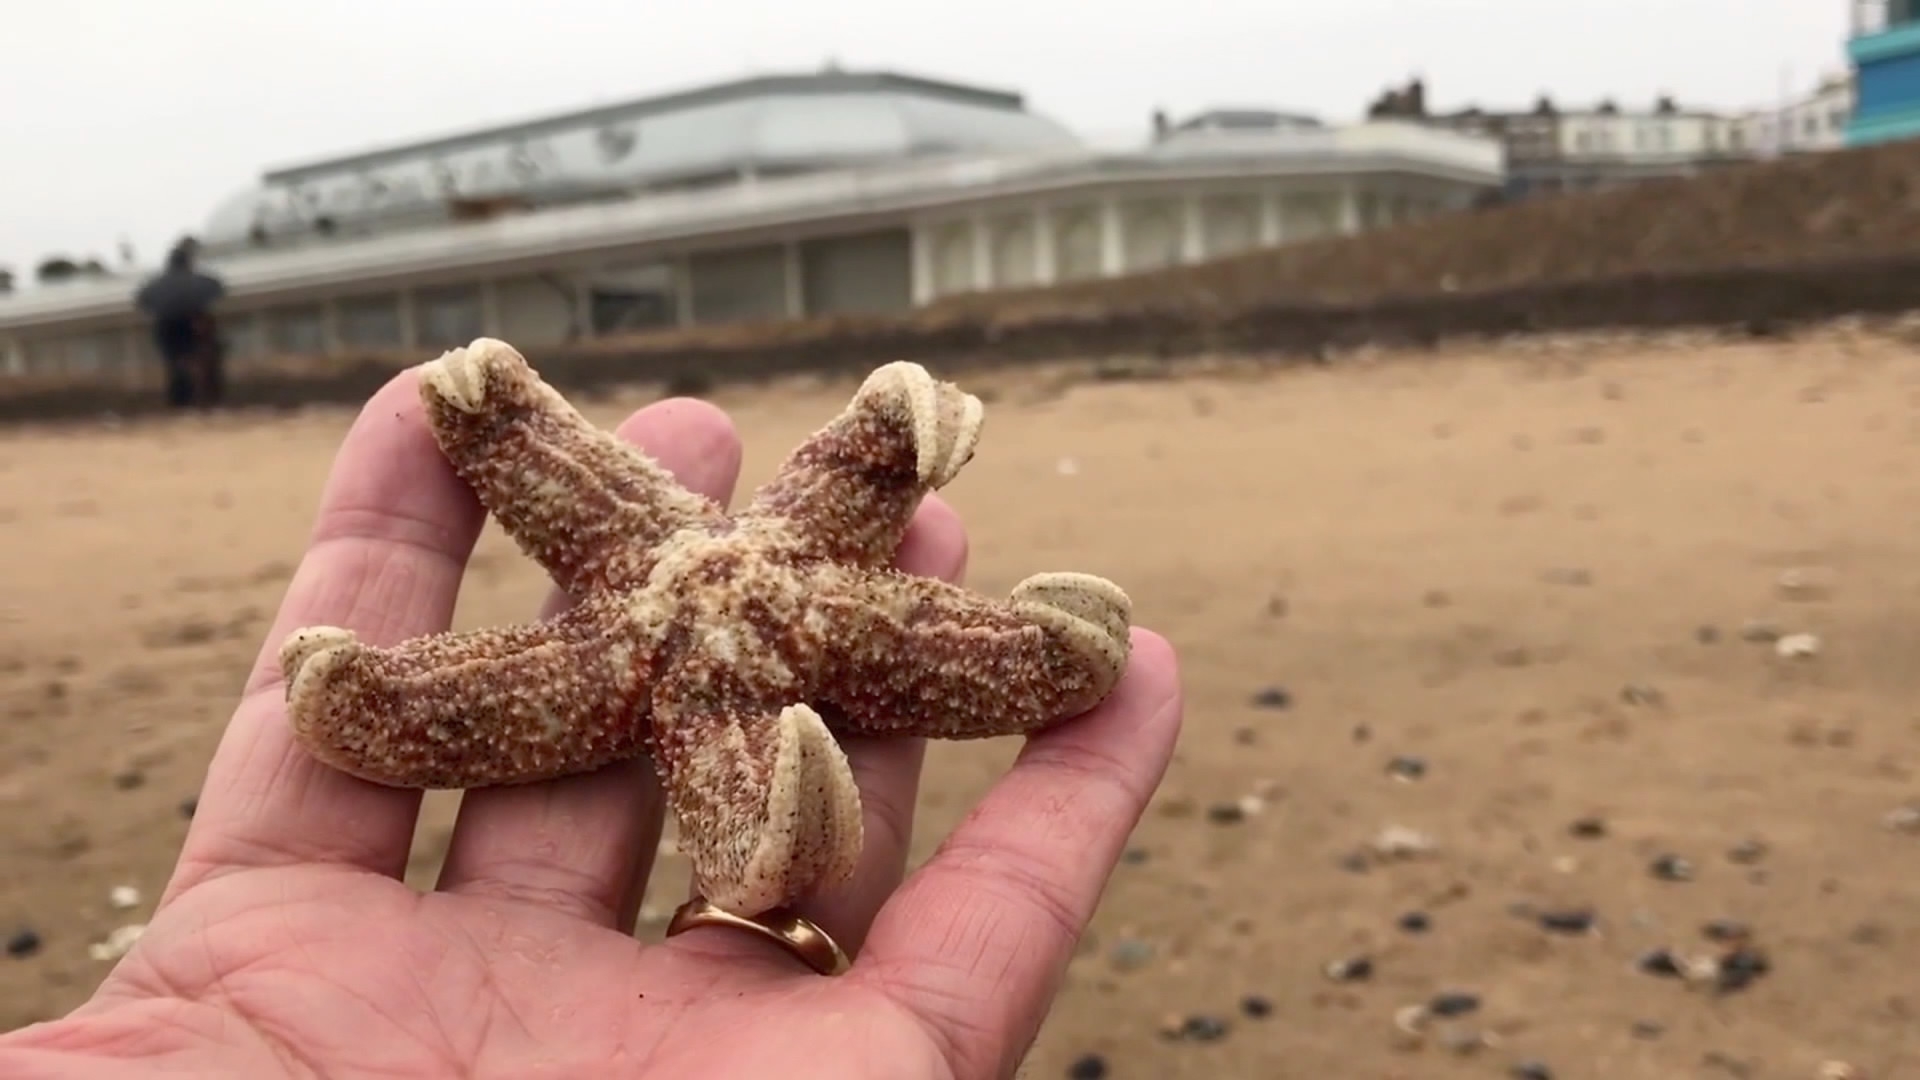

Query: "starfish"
(279, 338), (1132, 918)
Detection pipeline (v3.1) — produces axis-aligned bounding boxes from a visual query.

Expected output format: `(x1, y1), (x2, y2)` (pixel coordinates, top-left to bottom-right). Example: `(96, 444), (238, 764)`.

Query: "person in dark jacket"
(134, 239), (227, 408)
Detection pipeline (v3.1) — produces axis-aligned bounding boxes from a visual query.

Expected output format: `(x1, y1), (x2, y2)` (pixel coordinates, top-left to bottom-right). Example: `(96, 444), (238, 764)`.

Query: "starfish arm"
(650, 681), (864, 918)
(810, 568), (1133, 739)
(277, 594), (653, 788)
(417, 338), (721, 596)
(742, 361), (984, 567)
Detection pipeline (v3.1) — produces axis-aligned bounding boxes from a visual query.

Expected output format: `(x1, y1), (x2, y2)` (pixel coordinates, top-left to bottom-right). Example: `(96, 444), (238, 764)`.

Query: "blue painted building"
(1848, 0), (1920, 144)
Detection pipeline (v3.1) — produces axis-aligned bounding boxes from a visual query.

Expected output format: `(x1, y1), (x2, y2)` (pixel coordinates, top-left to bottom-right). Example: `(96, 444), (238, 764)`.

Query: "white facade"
(1556, 107), (1738, 162)
(1733, 74), (1855, 157)
(0, 72), (1504, 380)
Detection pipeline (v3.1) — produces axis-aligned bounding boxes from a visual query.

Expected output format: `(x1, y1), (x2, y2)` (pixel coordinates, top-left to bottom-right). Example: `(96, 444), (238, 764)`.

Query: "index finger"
(167, 369), (484, 896)
(853, 629), (1182, 1079)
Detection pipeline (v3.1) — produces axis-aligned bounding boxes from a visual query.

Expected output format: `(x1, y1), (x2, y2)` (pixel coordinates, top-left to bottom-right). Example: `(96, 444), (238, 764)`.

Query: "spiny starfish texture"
(280, 338), (1132, 918)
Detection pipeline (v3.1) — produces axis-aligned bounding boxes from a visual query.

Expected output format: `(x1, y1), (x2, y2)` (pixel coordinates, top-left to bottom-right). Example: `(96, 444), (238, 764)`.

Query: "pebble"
(1510, 1063), (1555, 1080)
(1205, 802), (1246, 825)
(1567, 816), (1607, 839)
(1630, 1019), (1666, 1040)
(1108, 938), (1154, 972)
(1701, 918), (1751, 943)
(1882, 805), (1920, 834)
(1740, 619), (1783, 643)
(1239, 994), (1273, 1019)
(1649, 854), (1695, 881)
(1250, 687), (1292, 710)
(1715, 946), (1771, 994)
(1066, 1054), (1108, 1080)
(1775, 632), (1821, 659)
(1818, 1062), (1860, 1080)
(1385, 755), (1427, 781)
(1726, 838), (1769, 864)
(1775, 567), (1836, 601)
(1637, 948), (1684, 978)
(1398, 911), (1433, 933)
(1370, 825), (1436, 860)
(1120, 846), (1150, 865)
(1537, 909), (1598, 935)
(1695, 624), (1722, 644)
(1178, 1015), (1230, 1042)
(1540, 567), (1593, 586)
(1324, 955), (1374, 982)
(1428, 991), (1481, 1018)
(6, 928), (41, 959)
(178, 796), (197, 819)
(111, 769), (145, 791)
(1620, 683), (1664, 707)
(108, 885), (141, 911)
(88, 923), (145, 962)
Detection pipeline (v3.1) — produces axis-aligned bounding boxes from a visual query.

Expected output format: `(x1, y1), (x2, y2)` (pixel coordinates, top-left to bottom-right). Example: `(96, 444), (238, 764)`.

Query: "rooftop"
(201, 68), (1082, 252)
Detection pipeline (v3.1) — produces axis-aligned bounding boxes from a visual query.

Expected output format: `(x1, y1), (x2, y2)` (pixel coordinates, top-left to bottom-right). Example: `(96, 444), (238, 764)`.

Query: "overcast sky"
(0, 0), (1848, 276)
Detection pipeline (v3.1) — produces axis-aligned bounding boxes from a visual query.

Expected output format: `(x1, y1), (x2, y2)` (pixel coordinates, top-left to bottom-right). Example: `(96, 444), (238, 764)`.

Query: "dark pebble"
(1428, 992), (1481, 1017)
(112, 769), (145, 791)
(1386, 755), (1428, 781)
(6, 928), (40, 959)
(1630, 1019), (1666, 1040)
(1637, 948), (1684, 978)
(1537, 909), (1597, 935)
(1701, 918), (1751, 943)
(1120, 846), (1149, 866)
(1067, 1053), (1109, 1080)
(1233, 726), (1257, 745)
(1180, 1015), (1230, 1042)
(1510, 1063), (1554, 1080)
(1567, 816), (1608, 840)
(1649, 854), (1695, 882)
(1250, 687), (1292, 710)
(1726, 838), (1768, 864)
(1239, 994), (1273, 1019)
(1324, 955), (1374, 982)
(1696, 624), (1721, 644)
(1336, 851), (1371, 874)
(1205, 802), (1246, 825)
(1351, 723), (1372, 743)
(1398, 911), (1432, 934)
(178, 796), (198, 820)
(1716, 947), (1770, 994)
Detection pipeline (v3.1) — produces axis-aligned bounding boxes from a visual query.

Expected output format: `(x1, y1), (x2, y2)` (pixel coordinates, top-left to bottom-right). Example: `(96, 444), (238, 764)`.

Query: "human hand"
(0, 370), (1183, 1079)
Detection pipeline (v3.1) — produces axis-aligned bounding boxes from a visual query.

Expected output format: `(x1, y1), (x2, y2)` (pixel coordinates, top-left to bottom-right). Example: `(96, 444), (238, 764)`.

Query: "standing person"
(134, 238), (227, 408)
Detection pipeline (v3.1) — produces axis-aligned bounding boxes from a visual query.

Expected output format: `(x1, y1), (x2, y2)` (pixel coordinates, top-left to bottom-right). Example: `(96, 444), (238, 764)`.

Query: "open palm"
(0, 371), (1182, 1080)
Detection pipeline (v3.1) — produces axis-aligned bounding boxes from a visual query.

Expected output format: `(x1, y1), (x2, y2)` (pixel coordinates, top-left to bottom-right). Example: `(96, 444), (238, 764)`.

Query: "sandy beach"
(4, 327), (1919, 1078)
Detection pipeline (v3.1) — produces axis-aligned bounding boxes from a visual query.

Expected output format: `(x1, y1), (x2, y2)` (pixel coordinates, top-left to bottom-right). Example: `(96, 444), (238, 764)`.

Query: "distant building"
(0, 68), (1501, 378)
(1737, 73), (1855, 156)
(1369, 74), (1851, 200)
(1847, 0), (1920, 145)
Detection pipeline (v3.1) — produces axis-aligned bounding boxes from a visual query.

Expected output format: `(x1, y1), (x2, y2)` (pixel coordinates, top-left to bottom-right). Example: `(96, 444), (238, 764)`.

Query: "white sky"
(0, 0), (1849, 275)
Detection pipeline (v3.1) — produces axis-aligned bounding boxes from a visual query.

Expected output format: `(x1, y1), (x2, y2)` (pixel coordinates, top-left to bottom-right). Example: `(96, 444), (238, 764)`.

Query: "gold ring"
(665, 897), (852, 977)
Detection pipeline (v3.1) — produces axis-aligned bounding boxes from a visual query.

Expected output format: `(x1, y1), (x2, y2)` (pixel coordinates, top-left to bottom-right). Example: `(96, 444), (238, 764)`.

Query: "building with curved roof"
(199, 69), (1083, 255)
(0, 67), (1504, 378)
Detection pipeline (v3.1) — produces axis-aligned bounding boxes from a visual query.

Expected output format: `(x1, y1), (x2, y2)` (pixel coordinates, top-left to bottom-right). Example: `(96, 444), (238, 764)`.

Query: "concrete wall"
(799, 228), (913, 316)
(688, 243), (791, 325)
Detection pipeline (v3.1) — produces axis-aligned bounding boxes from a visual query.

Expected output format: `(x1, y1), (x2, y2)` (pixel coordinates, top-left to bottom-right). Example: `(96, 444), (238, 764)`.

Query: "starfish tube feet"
(814, 568), (1133, 740)
(279, 598), (652, 789)
(417, 338), (720, 597)
(746, 360), (985, 567)
(655, 701), (864, 918)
